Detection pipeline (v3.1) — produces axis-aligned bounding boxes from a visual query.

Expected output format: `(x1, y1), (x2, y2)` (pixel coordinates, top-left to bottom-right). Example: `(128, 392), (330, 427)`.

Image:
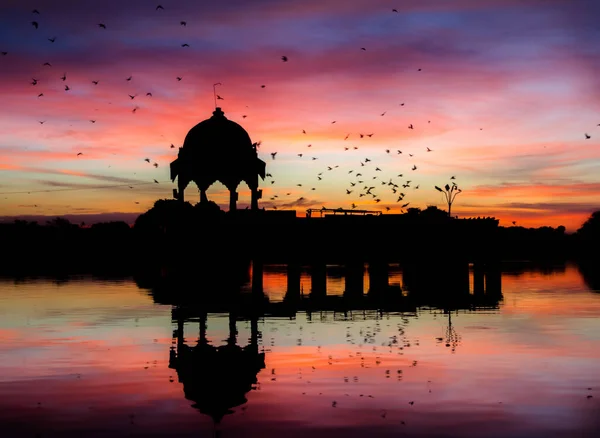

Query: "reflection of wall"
(168, 312), (265, 424)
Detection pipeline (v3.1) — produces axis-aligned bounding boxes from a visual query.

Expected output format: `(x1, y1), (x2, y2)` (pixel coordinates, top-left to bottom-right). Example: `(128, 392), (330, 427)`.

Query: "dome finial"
(212, 107), (225, 118)
(213, 82), (222, 109)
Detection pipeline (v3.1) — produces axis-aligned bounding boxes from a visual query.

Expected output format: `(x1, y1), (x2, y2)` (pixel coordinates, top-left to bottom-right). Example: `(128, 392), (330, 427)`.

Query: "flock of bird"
(3, 5), (598, 214)
(2, 5), (452, 212)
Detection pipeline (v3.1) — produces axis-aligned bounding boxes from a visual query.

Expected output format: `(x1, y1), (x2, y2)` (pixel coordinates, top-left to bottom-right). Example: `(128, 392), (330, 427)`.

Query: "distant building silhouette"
(170, 107), (266, 210)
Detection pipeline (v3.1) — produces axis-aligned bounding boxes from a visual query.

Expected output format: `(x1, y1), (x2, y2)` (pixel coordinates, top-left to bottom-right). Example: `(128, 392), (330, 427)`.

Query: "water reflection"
(0, 261), (599, 438)
(169, 311), (265, 424)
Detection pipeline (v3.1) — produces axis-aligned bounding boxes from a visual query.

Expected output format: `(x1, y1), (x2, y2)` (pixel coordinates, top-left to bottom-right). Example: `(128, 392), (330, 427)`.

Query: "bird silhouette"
(48, 37), (56, 43)
(32, 9), (40, 14)
(64, 85), (70, 91)
(427, 147), (432, 152)
(176, 76), (182, 81)
(216, 95), (224, 100)
(153, 179), (159, 183)
(271, 152), (277, 159)
(180, 21), (186, 26)
(31, 21), (39, 29)
(156, 5), (164, 10)
(43, 62), (51, 66)
(181, 43), (189, 47)
(585, 133), (591, 139)
(98, 23), (106, 29)
(92, 80), (99, 85)
(60, 73), (66, 81)
(281, 55), (288, 62)
(77, 152), (82, 156)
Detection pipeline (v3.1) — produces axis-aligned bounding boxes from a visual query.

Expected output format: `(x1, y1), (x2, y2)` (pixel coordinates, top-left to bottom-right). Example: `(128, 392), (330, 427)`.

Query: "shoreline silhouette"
(0, 202), (597, 278)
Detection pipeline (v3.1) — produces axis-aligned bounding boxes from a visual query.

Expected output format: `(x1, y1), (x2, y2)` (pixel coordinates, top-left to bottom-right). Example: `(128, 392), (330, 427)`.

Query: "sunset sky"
(1, 0), (599, 230)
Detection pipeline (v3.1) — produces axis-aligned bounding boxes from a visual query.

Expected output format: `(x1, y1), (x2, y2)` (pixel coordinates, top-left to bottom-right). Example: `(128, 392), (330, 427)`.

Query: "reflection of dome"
(183, 108), (254, 160)
(172, 342), (265, 424)
(169, 314), (265, 424)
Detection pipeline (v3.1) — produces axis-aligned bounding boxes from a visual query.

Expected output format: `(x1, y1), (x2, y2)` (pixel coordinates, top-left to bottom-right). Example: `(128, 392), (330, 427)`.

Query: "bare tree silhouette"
(435, 183), (462, 218)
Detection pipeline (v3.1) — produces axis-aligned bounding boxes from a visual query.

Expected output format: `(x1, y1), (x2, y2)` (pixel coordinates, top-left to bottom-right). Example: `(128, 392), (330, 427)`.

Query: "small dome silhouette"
(183, 107), (254, 161)
(170, 107), (266, 209)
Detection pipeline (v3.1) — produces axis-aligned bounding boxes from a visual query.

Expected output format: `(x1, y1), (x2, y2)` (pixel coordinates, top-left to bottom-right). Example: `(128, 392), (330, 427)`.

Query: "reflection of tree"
(443, 310), (461, 353)
(577, 260), (600, 292)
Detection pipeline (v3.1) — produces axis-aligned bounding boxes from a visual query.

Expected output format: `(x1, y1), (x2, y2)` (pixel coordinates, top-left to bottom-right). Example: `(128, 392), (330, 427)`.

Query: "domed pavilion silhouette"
(170, 107), (266, 211)
(168, 311), (265, 425)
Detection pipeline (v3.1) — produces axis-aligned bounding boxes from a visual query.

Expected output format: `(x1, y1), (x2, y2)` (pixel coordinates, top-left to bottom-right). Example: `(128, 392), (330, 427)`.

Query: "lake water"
(0, 262), (599, 438)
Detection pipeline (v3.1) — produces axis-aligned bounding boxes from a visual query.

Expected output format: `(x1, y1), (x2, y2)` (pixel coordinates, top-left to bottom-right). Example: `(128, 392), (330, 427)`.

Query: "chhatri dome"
(170, 107), (266, 211)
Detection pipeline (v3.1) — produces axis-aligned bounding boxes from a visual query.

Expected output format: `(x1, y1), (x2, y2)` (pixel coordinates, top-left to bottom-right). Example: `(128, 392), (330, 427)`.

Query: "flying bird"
(37, 93), (43, 97)
(585, 133), (591, 139)
(170, 144), (175, 148)
(361, 47), (366, 51)
(271, 152), (277, 159)
(281, 55), (288, 62)
(180, 21), (186, 26)
(77, 152), (83, 156)
(1, 51), (7, 55)
(98, 23), (106, 29)
(261, 85), (265, 88)
(31, 21), (39, 29)
(43, 62), (51, 66)
(412, 165), (417, 170)
(156, 5), (164, 10)
(64, 85), (70, 91)
(181, 43), (189, 47)
(426, 147), (432, 152)
(92, 80), (99, 85)
(126, 76), (132, 81)
(216, 95), (224, 100)
(60, 73), (66, 81)
(154, 179), (159, 183)
(89, 120), (96, 123)
(176, 76), (182, 81)
(48, 37), (56, 43)
(31, 78), (38, 85)
(32, 9), (40, 14)
(146, 92), (152, 96)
